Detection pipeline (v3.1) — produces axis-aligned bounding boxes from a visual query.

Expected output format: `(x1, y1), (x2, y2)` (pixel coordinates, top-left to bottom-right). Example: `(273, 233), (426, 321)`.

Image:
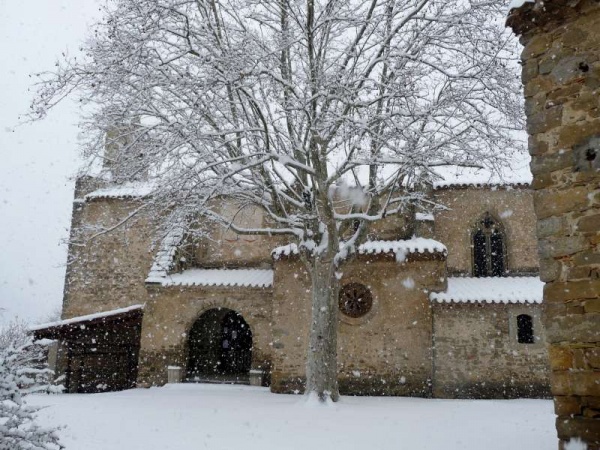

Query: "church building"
(33, 170), (550, 398)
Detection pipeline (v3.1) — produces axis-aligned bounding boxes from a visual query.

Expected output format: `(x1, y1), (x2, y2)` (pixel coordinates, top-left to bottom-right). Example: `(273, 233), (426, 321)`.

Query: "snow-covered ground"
(30, 384), (556, 450)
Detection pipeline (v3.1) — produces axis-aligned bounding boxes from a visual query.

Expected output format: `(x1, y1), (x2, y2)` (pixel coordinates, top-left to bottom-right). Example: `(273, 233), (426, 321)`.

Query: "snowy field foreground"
(30, 384), (556, 450)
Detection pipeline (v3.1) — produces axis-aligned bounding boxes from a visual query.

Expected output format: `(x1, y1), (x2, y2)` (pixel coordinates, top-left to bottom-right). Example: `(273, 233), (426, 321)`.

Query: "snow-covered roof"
(30, 305), (144, 331)
(416, 212), (434, 222)
(85, 181), (154, 200)
(358, 238), (446, 256)
(146, 226), (186, 282)
(147, 268), (273, 288)
(430, 277), (543, 305)
(272, 238), (447, 261)
(431, 162), (532, 189)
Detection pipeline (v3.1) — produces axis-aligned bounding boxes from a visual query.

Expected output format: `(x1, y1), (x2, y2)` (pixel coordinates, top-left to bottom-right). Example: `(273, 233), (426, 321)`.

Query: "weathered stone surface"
(554, 395), (582, 416)
(577, 213), (600, 233)
(539, 257), (562, 282)
(534, 187), (589, 219)
(545, 312), (600, 343)
(545, 280), (600, 303)
(539, 235), (588, 259)
(530, 151), (573, 176)
(556, 416), (600, 444)
(537, 216), (568, 239)
(549, 345), (573, 371)
(527, 105), (563, 134)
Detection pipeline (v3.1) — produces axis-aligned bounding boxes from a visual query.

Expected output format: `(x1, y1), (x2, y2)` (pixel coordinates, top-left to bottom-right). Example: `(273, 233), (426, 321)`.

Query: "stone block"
(539, 235), (588, 259)
(545, 312), (600, 343)
(549, 345), (574, 371)
(554, 395), (582, 416)
(558, 120), (600, 149)
(585, 348), (600, 369)
(540, 257), (561, 282)
(522, 33), (552, 59)
(527, 105), (563, 135)
(556, 416), (600, 444)
(534, 187), (589, 219)
(522, 59), (539, 84)
(528, 134), (550, 155)
(584, 299), (600, 314)
(551, 371), (571, 396)
(547, 84), (583, 106)
(577, 213), (600, 233)
(545, 280), (600, 302)
(531, 150), (573, 176)
(550, 55), (594, 85)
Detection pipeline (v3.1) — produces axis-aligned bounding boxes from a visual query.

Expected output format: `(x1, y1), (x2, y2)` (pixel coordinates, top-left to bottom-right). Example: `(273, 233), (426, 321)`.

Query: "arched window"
(517, 314), (534, 344)
(472, 212), (506, 277)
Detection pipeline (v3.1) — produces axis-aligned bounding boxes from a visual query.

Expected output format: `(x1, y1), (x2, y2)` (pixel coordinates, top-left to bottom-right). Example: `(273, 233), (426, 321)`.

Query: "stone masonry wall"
(270, 253), (446, 396)
(508, 1), (600, 447)
(137, 286), (273, 386)
(432, 302), (550, 399)
(433, 188), (539, 275)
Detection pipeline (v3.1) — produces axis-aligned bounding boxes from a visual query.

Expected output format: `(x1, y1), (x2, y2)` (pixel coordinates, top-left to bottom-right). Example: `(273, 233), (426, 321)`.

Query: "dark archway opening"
(186, 308), (252, 383)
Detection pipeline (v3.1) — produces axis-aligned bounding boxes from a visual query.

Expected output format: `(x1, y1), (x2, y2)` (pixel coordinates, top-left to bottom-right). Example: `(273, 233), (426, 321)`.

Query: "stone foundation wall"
(508, 1), (600, 447)
(432, 302), (550, 398)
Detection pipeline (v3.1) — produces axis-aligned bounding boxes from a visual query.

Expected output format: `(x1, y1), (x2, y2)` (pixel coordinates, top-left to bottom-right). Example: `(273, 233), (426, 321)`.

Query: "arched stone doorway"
(186, 308), (253, 383)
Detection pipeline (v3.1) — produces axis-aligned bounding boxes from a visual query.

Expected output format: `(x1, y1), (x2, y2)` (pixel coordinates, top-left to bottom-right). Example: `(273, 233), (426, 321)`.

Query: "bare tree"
(30, 0), (523, 401)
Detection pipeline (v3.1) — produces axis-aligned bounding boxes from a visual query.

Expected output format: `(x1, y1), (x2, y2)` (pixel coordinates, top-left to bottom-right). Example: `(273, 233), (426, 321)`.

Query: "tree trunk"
(305, 256), (340, 402)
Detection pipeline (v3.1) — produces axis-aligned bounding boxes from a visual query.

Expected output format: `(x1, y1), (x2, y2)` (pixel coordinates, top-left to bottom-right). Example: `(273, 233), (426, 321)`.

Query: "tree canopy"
(31, 0), (524, 401)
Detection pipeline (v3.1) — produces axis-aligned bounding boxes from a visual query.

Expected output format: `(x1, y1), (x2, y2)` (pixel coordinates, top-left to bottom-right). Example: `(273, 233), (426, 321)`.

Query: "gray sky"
(0, 0), (100, 325)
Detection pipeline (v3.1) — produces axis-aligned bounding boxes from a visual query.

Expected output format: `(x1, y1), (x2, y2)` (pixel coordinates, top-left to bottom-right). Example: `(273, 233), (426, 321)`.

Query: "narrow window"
(472, 212), (506, 277)
(517, 314), (534, 344)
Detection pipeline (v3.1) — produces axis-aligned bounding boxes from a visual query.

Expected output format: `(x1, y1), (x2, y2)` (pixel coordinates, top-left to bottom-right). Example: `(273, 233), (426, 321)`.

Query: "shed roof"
(31, 304), (144, 335)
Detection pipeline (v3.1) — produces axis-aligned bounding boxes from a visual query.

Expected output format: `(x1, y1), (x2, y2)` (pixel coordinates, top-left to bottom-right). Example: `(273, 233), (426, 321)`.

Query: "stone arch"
(471, 212), (507, 277)
(185, 305), (253, 382)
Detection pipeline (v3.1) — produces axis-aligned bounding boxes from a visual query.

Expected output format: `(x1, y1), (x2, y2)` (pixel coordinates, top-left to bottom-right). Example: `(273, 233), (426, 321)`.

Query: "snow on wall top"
(147, 268), (273, 288)
(272, 238), (447, 259)
(508, 0), (534, 12)
(30, 304), (144, 331)
(430, 277), (543, 304)
(85, 181), (155, 200)
(431, 159), (532, 189)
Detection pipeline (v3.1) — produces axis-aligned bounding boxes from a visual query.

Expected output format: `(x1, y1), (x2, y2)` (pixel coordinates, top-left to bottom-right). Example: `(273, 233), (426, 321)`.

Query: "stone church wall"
(432, 302), (550, 398)
(433, 188), (539, 275)
(270, 254), (446, 396)
(137, 286), (273, 386)
(63, 196), (156, 319)
(58, 179), (552, 399)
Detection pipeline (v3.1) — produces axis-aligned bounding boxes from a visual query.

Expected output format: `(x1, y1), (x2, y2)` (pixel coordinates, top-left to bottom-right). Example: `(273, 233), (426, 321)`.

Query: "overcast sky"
(0, 0), (100, 325)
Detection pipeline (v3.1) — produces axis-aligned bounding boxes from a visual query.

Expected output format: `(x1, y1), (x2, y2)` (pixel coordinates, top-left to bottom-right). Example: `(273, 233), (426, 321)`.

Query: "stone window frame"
(470, 212), (508, 277)
(508, 306), (544, 348)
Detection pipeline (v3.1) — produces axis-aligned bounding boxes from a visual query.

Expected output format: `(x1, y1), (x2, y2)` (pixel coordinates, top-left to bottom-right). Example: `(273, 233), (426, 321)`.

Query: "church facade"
(34, 175), (550, 398)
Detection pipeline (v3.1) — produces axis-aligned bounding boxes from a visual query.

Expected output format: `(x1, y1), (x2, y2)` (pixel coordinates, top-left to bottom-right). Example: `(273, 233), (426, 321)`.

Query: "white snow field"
(30, 384), (556, 450)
